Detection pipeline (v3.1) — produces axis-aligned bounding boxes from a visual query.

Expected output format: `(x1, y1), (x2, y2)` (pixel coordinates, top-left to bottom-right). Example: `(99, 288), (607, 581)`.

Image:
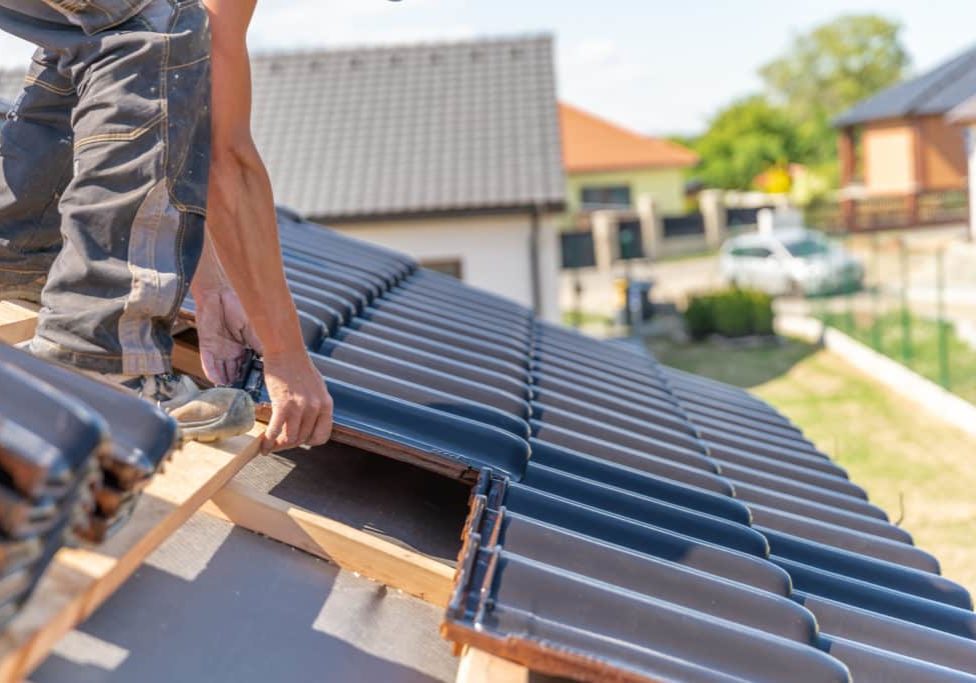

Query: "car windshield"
(783, 237), (829, 257)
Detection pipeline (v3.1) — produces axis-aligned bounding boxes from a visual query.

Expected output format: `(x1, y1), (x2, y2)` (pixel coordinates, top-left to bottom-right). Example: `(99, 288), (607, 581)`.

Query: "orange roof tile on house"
(559, 102), (698, 174)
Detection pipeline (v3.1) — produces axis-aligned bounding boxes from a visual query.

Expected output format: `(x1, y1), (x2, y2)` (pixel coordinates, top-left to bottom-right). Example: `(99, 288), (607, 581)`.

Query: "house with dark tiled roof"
(833, 44), (976, 230)
(248, 35), (567, 322)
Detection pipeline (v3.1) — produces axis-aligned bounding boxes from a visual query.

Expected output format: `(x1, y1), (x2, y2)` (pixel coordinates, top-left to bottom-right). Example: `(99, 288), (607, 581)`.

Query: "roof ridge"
(250, 32), (553, 62)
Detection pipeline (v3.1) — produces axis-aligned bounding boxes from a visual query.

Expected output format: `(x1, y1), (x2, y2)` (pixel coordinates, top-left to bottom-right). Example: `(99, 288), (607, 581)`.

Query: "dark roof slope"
(218, 210), (976, 682)
(249, 35), (566, 220)
(835, 44), (976, 127)
(948, 94), (976, 125)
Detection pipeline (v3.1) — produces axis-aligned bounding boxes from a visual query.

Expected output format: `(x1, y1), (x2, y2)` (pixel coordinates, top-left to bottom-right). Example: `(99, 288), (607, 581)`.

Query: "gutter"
(529, 204), (543, 316)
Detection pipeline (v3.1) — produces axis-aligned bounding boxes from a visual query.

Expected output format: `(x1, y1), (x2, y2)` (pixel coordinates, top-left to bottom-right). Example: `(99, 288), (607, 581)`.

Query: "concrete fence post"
(591, 210), (619, 272)
(636, 195), (662, 260)
(699, 189), (727, 249)
(757, 208), (775, 235)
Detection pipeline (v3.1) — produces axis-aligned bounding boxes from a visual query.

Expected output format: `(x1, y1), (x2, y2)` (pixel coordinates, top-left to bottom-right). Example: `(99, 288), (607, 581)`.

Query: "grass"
(651, 338), (976, 596)
(656, 247), (719, 264)
(819, 311), (976, 404)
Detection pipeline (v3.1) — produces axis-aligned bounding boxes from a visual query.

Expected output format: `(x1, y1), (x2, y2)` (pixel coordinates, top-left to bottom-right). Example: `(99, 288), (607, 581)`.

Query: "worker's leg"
(0, 49), (75, 300)
(27, 0), (212, 375)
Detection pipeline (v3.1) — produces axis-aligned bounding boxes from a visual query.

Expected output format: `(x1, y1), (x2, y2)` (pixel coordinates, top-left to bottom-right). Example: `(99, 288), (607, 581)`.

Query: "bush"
(684, 288), (774, 340)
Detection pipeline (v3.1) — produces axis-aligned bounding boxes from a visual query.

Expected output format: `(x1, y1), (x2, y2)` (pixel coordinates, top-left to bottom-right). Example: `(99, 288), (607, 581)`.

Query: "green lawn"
(820, 311), (976, 404)
(651, 338), (976, 596)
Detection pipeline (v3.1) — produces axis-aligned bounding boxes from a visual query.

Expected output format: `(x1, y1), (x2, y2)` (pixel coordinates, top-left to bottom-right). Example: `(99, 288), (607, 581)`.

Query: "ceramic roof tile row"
(248, 35), (566, 220)
(0, 343), (178, 625)
(240, 209), (976, 682)
(834, 43), (976, 127)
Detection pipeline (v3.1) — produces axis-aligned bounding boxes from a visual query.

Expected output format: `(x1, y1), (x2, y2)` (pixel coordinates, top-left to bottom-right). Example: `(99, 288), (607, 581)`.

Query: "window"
(783, 238), (829, 258)
(420, 258), (463, 279)
(580, 185), (632, 209)
(731, 246), (773, 258)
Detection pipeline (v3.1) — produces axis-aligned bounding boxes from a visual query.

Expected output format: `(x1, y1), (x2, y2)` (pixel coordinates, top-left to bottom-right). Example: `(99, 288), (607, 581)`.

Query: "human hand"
(260, 350), (333, 453)
(194, 286), (263, 386)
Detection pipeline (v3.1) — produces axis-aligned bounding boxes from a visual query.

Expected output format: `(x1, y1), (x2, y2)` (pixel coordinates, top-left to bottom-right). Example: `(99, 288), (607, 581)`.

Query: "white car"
(719, 228), (864, 296)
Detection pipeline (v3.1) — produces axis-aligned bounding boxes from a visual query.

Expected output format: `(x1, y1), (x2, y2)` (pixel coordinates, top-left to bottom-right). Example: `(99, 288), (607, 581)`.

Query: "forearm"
(190, 229), (229, 295)
(205, 144), (303, 356)
(201, 0), (303, 357)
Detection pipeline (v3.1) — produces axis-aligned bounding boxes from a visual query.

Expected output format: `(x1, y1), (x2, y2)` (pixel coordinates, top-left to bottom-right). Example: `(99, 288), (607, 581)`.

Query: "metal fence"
(662, 213), (706, 238)
(813, 232), (976, 400)
(806, 190), (969, 234)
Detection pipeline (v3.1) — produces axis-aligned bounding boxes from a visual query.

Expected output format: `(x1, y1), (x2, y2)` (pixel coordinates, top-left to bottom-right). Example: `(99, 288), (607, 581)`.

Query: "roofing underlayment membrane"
(2, 208), (976, 681)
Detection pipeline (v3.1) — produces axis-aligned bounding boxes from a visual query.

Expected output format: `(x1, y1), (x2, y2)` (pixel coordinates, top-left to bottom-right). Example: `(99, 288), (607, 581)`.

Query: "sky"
(1, 1), (974, 135)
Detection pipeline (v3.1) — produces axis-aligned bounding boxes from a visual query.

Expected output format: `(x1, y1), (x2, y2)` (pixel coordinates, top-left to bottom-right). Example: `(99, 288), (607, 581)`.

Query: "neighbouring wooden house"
(833, 44), (976, 230)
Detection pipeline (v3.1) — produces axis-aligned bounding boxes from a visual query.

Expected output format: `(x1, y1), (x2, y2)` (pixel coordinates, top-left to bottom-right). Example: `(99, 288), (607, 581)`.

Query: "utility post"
(899, 239), (912, 366)
(936, 247), (950, 389)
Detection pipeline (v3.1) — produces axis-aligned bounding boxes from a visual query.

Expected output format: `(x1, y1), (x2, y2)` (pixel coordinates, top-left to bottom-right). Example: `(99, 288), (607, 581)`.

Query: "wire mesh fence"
(812, 230), (976, 403)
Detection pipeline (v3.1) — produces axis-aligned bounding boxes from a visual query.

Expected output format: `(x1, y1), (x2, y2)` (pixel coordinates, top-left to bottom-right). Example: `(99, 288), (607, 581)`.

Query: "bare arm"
(196, 0), (332, 452)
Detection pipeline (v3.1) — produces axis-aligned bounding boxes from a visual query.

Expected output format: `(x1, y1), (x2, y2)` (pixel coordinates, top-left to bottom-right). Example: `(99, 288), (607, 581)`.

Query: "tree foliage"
(689, 14), (910, 190)
(691, 96), (806, 190)
(760, 14), (910, 121)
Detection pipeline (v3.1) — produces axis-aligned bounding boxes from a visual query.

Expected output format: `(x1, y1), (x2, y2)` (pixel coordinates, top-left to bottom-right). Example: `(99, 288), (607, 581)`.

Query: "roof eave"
(566, 159), (698, 175)
(310, 201), (568, 225)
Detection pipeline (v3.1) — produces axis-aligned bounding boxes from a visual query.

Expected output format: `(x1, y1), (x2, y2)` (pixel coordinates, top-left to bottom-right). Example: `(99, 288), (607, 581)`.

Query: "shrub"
(684, 295), (716, 340)
(684, 288), (774, 339)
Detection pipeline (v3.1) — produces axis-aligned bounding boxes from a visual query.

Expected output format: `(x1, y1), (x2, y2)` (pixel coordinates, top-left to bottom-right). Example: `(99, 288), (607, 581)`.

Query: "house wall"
(861, 116), (968, 195)
(862, 121), (917, 194)
(917, 114), (968, 190)
(565, 167), (687, 219)
(330, 213), (562, 322)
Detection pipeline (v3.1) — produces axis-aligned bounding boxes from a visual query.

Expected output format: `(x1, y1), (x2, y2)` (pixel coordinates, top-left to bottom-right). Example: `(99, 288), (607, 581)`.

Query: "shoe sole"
(178, 393), (256, 445)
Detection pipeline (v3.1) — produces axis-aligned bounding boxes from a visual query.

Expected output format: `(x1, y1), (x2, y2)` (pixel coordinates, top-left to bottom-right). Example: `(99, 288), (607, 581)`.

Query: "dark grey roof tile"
(249, 35), (565, 219)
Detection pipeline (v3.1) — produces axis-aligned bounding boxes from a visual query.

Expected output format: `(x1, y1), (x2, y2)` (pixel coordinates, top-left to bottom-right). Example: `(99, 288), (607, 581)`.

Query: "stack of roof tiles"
(239, 210), (976, 682)
(0, 343), (178, 624)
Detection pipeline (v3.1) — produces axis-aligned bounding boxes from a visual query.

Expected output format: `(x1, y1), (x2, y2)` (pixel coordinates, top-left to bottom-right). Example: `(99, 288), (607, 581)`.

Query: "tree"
(760, 14), (910, 161)
(691, 96), (805, 190)
(761, 14), (909, 118)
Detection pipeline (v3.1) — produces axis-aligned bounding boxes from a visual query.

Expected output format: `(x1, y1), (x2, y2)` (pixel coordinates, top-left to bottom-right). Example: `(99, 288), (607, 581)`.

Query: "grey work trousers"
(0, 0), (210, 374)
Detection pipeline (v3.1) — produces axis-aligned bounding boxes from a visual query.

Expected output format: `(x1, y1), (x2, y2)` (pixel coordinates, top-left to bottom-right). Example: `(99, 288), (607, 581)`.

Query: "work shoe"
(120, 373), (255, 444)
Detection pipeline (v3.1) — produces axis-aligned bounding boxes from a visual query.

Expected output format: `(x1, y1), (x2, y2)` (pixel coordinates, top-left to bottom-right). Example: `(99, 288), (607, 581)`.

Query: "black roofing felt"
(834, 43), (976, 127)
(225, 210), (976, 682)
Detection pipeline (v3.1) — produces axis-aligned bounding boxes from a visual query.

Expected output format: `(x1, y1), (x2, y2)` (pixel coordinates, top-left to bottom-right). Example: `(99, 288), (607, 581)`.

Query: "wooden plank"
(201, 478), (457, 608)
(456, 647), (530, 683)
(172, 337), (206, 382)
(0, 301), (38, 345)
(0, 427), (263, 681)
